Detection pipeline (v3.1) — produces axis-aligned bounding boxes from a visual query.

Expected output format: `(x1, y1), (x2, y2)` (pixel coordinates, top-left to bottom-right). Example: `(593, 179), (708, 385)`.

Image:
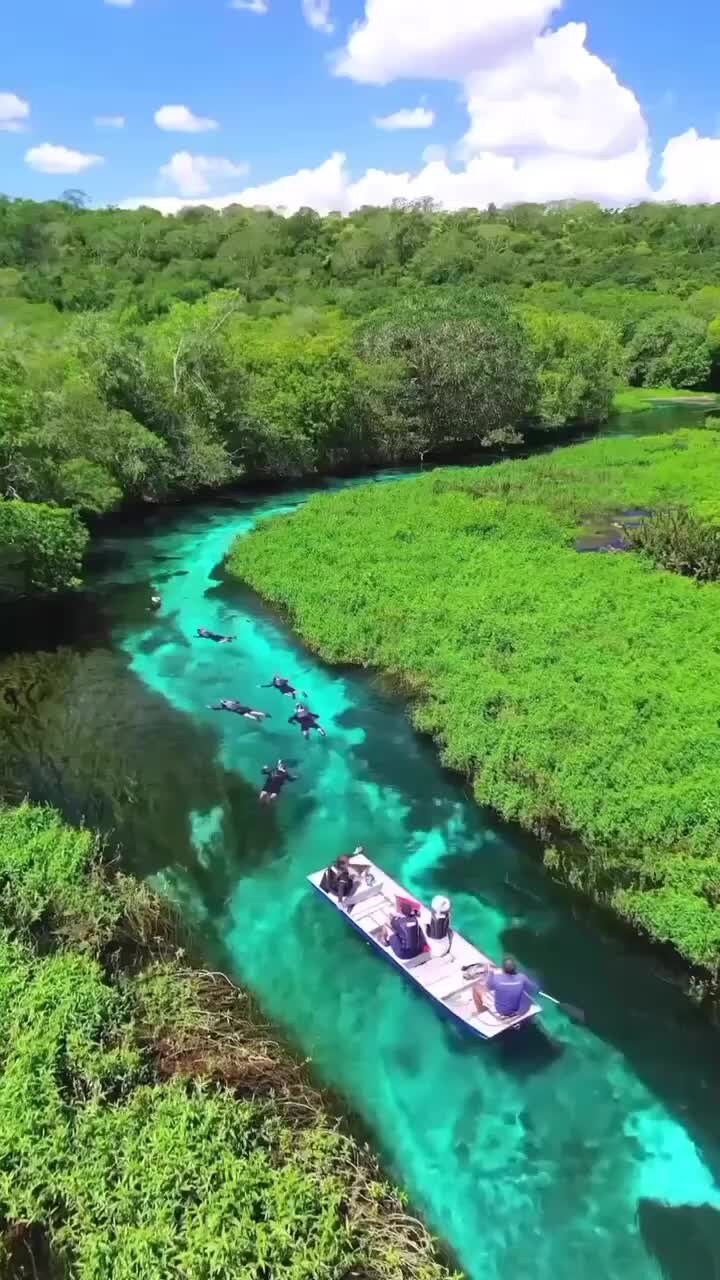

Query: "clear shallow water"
(71, 477), (720, 1280)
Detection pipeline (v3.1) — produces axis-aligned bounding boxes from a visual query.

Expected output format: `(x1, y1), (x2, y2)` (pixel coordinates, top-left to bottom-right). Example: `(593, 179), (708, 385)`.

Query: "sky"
(2, 0), (720, 214)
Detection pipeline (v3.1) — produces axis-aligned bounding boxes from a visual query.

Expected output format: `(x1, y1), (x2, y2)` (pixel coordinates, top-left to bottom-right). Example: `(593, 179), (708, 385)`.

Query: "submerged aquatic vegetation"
(228, 430), (720, 973)
(0, 804), (459, 1280)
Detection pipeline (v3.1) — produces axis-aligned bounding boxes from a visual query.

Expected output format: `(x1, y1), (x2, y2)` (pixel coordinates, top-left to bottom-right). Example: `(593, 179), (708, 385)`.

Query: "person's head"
(336, 854), (350, 869)
(277, 759), (287, 771)
(296, 703), (306, 712)
(431, 895), (450, 917)
(399, 900), (418, 917)
(502, 956), (518, 975)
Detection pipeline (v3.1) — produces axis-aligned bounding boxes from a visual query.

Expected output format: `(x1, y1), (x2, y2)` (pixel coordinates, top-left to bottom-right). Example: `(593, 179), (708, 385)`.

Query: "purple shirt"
(487, 970), (537, 1016)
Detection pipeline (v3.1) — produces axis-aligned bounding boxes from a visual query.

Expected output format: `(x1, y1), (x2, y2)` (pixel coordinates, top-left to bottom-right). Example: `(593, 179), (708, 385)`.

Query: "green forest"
(3, 196), (720, 597)
(229, 430), (720, 977)
(0, 802), (456, 1280)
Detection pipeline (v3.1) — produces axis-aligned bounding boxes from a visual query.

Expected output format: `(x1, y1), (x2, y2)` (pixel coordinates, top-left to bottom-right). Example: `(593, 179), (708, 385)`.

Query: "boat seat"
(346, 883), (382, 908)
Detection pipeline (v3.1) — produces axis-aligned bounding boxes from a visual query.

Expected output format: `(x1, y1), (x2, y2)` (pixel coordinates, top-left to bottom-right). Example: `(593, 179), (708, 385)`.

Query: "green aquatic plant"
(228, 429), (720, 971)
(0, 803), (459, 1280)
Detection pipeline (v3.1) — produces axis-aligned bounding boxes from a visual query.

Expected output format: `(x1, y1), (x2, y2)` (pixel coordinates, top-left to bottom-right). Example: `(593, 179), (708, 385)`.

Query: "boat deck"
(308, 860), (541, 1040)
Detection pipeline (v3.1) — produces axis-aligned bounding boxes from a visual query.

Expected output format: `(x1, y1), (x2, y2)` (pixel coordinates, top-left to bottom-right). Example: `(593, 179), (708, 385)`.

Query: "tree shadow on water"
(0, 646), (284, 928)
(638, 1199), (720, 1280)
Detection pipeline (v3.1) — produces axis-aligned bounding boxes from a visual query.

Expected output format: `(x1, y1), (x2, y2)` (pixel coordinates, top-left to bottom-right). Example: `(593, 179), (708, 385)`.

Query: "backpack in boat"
(393, 914), (423, 958)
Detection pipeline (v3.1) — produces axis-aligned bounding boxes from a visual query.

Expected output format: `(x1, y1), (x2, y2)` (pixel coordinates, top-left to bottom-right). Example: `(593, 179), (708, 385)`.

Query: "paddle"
(461, 964), (585, 1024)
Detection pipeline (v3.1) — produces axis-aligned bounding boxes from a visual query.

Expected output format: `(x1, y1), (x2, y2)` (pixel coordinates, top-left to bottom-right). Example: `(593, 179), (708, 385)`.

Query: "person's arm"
(486, 971), (498, 992)
(288, 713), (299, 724)
(261, 765), (271, 777)
(523, 974), (540, 997)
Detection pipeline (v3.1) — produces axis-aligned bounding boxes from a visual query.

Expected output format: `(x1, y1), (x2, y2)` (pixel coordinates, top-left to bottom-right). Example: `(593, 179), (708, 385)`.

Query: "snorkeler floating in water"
(197, 627), (235, 644)
(288, 703), (326, 739)
(259, 759), (297, 803)
(208, 700), (271, 722)
(261, 673), (307, 698)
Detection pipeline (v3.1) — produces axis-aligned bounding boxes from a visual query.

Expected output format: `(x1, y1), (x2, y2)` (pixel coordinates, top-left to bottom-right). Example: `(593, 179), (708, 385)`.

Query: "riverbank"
(613, 386), (719, 413)
(0, 801), (459, 1280)
(228, 430), (720, 981)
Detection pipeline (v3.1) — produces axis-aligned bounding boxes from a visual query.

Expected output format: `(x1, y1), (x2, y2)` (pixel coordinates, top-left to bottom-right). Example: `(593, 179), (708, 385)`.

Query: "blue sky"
(2, 0), (719, 211)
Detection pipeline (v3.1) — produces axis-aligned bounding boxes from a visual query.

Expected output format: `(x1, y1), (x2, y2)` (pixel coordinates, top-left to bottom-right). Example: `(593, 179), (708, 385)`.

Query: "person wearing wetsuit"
(261, 674), (300, 698)
(197, 627), (235, 644)
(209, 700), (271, 722)
(150, 593), (162, 611)
(288, 703), (326, 739)
(259, 760), (297, 803)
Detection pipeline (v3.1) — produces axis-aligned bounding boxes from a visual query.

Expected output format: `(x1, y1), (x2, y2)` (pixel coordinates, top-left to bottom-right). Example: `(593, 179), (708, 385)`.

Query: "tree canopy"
(2, 194), (720, 594)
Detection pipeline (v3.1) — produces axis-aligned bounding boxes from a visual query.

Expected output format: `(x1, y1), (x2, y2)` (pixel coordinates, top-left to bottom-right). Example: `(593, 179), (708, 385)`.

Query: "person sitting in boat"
(426, 895), (452, 956)
(197, 626), (235, 644)
(473, 956), (538, 1019)
(208, 700), (271, 722)
(383, 900), (427, 962)
(320, 847), (367, 905)
(288, 704), (326, 739)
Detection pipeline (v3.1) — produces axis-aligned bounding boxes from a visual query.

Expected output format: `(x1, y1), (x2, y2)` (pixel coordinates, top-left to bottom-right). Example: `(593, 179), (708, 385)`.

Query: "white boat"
(308, 858), (542, 1041)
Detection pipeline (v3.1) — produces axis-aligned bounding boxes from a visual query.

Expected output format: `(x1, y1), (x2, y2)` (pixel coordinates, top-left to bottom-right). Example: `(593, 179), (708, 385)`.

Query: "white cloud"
(656, 129), (720, 203)
(120, 0), (720, 215)
(94, 114), (126, 128)
(302, 0), (333, 34)
(154, 104), (219, 133)
(374, 106), (435, 130)
(0, 92), (30, 133)
(25, 143), (104, 175)
(123, 152), (349, 215)
(104, 0), (135, 6)
(335, 0), (561, 85)
(334, 0), (650, 206)
(230, 0), (268, 10)
(160, 151), (250, 197)
(461, 24), (646, 161)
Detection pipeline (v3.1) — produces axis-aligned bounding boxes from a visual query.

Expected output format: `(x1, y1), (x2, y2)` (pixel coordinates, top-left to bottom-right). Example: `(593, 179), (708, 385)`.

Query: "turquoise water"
(75, 480), (720, 1280)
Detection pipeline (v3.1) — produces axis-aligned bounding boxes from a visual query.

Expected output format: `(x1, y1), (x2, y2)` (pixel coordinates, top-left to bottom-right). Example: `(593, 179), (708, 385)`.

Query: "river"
(3, 403), (720, 1280)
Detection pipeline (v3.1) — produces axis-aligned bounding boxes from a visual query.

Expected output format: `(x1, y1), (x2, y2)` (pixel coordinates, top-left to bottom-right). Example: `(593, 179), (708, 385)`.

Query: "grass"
(228, 430), (720, 975)
(612, 385), (719, 413)
(0, 803), (459, 1280)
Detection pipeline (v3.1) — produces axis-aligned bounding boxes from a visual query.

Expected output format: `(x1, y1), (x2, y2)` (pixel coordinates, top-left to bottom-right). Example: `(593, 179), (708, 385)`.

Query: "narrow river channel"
(4, 404), (720, 1280)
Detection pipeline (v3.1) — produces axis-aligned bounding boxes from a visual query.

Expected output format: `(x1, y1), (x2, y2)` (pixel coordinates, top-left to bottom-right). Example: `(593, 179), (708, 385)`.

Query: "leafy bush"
(0, 496), (87, 598)
(627, 310), (711, 388)
(229, 430), (720, 970)
(625, 507), (720, 581)
(0, 806), (458, 1280)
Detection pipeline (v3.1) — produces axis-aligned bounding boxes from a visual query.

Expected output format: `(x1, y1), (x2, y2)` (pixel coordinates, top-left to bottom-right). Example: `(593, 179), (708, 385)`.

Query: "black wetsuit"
(197, 628), (233, 643)
(262, 677), (297, 696)
(211, 700), (253, 716)
(261, 765), (296, 796)
(289, 709), (324, 735)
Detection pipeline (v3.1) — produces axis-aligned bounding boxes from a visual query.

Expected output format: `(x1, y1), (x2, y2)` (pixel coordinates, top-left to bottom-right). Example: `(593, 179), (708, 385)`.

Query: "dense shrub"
(0, 804), (457, 1280)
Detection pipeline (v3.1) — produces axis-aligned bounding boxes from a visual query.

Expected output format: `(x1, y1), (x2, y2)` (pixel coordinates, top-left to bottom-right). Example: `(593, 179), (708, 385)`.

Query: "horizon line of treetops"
(2, 193), (720, 599)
